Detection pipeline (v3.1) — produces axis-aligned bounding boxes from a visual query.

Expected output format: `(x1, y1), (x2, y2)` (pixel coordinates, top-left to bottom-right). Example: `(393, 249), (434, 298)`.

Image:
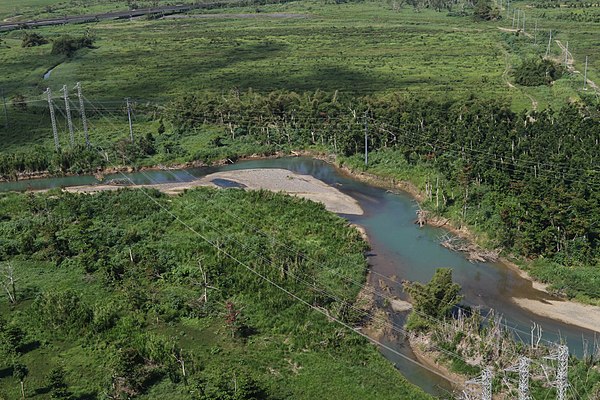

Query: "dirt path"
(163, 13), (309, 20)
(63, 168), (363, 215)
(501, 50), (538, 110)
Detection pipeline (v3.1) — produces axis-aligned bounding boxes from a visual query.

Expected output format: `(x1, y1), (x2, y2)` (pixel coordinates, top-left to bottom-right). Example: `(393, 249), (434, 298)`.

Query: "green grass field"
(0, 0), (177, 22)
(1, 0), (597, 155)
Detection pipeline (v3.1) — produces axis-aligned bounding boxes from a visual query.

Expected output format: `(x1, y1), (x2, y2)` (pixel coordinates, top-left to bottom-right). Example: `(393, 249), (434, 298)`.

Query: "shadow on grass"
(0, 366), (13, 379)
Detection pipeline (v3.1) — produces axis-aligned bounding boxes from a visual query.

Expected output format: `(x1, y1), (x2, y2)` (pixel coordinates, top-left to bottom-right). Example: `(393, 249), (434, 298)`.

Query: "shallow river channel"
(1, 157), (598, 397)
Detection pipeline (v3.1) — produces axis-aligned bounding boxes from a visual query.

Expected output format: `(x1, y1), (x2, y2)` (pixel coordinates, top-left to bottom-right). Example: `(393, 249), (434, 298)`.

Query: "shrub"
(21, 32), (48, 47)
(51, 35), (95, 57)
(514, 57), (564, 86)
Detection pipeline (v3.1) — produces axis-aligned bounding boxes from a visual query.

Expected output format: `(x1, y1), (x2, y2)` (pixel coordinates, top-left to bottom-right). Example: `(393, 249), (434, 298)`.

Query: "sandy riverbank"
(513, 298), (600, 333)
(336, 162), (600, 334)
(63, 168), (363, 216)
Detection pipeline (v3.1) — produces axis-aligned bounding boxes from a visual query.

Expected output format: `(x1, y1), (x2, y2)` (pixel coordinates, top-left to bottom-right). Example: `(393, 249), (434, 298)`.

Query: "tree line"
(166, 90), (600, 296)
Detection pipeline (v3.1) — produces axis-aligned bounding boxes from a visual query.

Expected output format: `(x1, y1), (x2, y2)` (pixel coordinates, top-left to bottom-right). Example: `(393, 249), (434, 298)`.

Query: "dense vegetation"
(166, 90), (600, 298)
(404, 269), (600, 398)
(50, 35), (95, 57)
(0, 188), (431, 399)
(1, 87), (599, 302)
(514, 57), (564, 86)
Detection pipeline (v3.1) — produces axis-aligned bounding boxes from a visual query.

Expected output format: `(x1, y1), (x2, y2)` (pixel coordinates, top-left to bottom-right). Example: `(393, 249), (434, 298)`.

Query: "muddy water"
(1, 157), (598, 397)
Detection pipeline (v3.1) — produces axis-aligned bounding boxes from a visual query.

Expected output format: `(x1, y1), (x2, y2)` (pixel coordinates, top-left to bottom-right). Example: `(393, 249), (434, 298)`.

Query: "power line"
(88, 142), (464, 391)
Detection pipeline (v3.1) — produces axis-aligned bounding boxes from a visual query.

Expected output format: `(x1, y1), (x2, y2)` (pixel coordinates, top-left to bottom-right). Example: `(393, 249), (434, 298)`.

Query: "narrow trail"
(501, 50), (538, 110)
(555, 39), (599, 92)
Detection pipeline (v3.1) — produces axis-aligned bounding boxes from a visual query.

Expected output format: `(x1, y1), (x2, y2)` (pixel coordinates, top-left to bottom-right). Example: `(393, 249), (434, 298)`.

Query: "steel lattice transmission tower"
(466, 367), (493, 400)
(61, 85), (75, 146)
(75, 82), (90, 148)
(545, 345), (569, 400)
(506, 357), (531, 400)
(45, 88), (60, 151)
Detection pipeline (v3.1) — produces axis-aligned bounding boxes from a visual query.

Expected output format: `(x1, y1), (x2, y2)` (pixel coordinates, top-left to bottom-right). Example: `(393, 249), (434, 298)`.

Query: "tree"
(473, 0), (500, 20)
(11, 95), (27, 112)
(21, 32), (47, 48)
(12, 363), (28, 399)
(224, 301), (241, 338)
(51, 35), (95, 57)
(403, 268), (463, 331)
(514, 57), (563, 86)
(46, 366), (71, 399)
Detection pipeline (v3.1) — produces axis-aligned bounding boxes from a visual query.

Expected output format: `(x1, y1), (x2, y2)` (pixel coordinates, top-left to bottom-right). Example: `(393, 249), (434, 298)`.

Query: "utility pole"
(506, 0), (510, 18)
(1, 88), (8, 129)
(126, 97), (134, 143)
(61, 84), (75, 147)
(45, 88), (60, 151)
(516, 9), (520, 30)
(75, 82), (90, 147)
(584, 56), (587, 90)
(522, 12), (525, 33)
(512, 10), (516, 29)
(364, 111), (368, 167)
(546, 30), (552, 57)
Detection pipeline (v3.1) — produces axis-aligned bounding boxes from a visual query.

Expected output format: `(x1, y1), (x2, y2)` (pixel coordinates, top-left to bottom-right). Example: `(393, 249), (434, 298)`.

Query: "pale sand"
(64, 168), (363, 215)
(513, 298), (600, 333)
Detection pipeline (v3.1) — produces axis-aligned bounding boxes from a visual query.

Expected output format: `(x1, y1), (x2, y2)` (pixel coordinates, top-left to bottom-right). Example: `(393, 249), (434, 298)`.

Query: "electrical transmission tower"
(45, 88), (60, 151)
(126, 97), (134, 143)
(364, 111), (368, 166)
(1, 88), (8, 129)
(546, 30), (552, 57)
(465, 367), (493, 400)
(61, 85), (75, 146)
(506, 357), (531, 400)
(583, 56), (589, 90)
(545, 345), (569, 400)
(75, 82), (90, 147)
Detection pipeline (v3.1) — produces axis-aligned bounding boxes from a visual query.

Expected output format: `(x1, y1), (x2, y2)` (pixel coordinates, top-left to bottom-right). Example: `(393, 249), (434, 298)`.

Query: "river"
(1, 157), (598, 397)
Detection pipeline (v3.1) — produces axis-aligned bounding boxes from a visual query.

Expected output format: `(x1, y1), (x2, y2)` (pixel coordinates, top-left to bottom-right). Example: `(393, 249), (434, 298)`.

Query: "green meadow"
(1, 0), (598, 153)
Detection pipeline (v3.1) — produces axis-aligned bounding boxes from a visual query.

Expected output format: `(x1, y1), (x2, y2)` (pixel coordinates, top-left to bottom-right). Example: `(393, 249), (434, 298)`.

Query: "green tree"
(46, 366), (71, 399)
(514, 57), (563, 86)
(21, 32), (48, 48)
(403, 268), (463, 331)
(12, 363), (28, 399)
(473, 0), (500, 20)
